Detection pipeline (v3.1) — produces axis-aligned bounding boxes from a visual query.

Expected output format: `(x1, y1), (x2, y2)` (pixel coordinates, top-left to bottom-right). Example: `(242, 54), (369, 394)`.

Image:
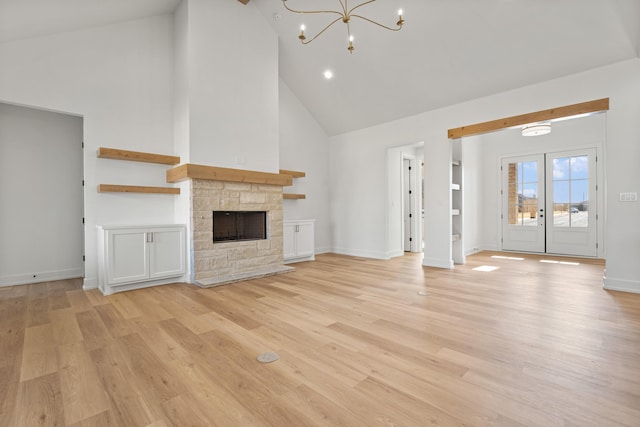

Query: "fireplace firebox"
(212, 211), (266, 243)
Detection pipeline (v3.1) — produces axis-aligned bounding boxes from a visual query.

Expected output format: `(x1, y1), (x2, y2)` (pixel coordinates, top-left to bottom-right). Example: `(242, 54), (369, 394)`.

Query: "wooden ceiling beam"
(447, 98), (609, 139)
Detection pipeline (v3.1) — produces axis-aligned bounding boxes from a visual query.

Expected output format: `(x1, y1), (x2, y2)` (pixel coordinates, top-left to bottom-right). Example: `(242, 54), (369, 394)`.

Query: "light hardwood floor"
(1, 251), (639, 426)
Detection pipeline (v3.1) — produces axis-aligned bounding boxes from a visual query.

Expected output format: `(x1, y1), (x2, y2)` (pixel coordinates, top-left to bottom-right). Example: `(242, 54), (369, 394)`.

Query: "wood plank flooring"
(1, 251), (639, 426)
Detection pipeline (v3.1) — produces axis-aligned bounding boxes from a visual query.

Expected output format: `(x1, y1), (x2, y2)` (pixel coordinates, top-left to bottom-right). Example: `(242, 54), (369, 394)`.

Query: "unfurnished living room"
(0, 0), (639, 426)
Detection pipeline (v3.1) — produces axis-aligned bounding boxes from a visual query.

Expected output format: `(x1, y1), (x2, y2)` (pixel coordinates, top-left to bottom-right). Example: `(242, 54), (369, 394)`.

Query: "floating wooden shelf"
(283, 193), (306, 200)
(279, 169), (306, 178)
(98, 184), (180, 195)
(166, 164), (292, 186)
(98, 147), (180, 165)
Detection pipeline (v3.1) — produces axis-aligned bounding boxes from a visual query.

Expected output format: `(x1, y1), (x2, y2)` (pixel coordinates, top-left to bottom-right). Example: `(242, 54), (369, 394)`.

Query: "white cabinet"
(97, 225), (186, 295)
(283, 220), (315, 263)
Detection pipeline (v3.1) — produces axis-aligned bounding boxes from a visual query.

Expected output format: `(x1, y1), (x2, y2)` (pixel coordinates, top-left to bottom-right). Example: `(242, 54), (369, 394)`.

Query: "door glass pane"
(522, 183), (538, 226)
(552, 155), (589, 228)
(507, 161), (538, 226)
(553, 181), (570, 227)
(571, 180), (588, 227)
(553, 157), (569, 180)
(570, 156), (588, 179)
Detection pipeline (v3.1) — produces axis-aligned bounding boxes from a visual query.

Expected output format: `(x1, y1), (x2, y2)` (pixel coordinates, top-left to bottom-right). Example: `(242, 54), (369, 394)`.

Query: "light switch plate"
(619, 192), (638, 202)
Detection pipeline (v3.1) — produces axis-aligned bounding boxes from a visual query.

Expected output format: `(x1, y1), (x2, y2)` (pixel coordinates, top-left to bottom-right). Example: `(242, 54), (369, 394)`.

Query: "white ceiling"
(2, 0), (639, 136)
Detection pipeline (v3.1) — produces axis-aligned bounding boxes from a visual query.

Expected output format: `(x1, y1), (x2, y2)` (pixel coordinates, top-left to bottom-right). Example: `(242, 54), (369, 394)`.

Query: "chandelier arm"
(338, 0), (348, 15)
(347, 0), (377, 15)
(281, 1), (344, 17)
(300, 16), (344, 45)
(350, 14), (403, 31)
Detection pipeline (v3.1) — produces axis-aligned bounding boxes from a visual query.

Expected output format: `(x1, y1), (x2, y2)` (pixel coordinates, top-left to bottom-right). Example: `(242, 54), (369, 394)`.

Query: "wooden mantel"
(166, 164), (292, 186)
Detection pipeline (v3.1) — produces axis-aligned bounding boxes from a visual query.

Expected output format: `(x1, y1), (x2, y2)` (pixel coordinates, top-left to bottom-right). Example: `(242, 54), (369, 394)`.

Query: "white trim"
(603, 275), (640, 294)
(0, 268), (83, 287)
(83, 277), (99, 290)
(422, 256), (454, 269)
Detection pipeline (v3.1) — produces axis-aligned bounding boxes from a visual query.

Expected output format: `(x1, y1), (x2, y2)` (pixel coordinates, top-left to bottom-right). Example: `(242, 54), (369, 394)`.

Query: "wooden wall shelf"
(166, 164), (292, 186)
(279, 169), (306, 178)
(98, 147), (180, 165)
(283, 194), (306, 200)
(280, 169), (306, 199)
(98, 184), (180, 195)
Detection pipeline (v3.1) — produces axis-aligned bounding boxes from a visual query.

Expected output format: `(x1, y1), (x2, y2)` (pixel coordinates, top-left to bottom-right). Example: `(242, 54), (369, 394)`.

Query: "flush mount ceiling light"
(522, 123), (551, 136)
(282, 0), (404, 54)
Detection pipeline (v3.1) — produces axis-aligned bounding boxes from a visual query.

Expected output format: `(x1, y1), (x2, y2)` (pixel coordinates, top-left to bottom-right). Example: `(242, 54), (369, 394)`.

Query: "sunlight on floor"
(540, 260), (581, 266)
(473, 265), (500, 272)
(491, 255), (525, 261)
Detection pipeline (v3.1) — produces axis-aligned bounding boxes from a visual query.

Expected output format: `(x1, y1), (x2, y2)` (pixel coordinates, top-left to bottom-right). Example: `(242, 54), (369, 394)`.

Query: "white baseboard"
(83, 277), (99, 290)
(422, 256), (453, 269)
(603, 275), (640, 294)
(0, 268), (83, 288)
(314, 246), (332, 255)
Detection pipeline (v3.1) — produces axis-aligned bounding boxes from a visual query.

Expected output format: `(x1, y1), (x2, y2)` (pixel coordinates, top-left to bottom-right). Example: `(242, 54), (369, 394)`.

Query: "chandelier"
(281, 0), (405, 54)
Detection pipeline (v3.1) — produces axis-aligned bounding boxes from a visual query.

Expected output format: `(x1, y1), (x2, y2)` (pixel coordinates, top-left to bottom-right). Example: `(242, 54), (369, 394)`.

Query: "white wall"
(279, 79), (331, 254)
(0, 16), (176, 289)
(187, 0), (279, 173)
(0, 103), (83, 286)
(330, 58), (640, 292)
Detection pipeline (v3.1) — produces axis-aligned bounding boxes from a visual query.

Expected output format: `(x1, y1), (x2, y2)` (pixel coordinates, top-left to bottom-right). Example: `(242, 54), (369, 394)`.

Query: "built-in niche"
(212, 211), (267, 243)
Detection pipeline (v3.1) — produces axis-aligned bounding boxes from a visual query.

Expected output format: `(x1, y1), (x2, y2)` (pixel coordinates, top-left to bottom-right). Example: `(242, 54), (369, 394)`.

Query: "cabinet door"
(107, 228), (149, 285)
(283, 223), (297, 260)
(296, 222), (315, 258)
(148, 227), (186, 279)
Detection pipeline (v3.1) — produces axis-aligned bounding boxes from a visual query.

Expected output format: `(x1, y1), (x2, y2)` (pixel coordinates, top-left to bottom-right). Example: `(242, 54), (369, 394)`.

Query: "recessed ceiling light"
(324, 70), (333, 79)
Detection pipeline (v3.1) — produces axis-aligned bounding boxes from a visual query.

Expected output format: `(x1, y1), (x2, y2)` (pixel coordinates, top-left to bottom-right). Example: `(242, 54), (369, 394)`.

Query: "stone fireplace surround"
(167, 164), (295, 287)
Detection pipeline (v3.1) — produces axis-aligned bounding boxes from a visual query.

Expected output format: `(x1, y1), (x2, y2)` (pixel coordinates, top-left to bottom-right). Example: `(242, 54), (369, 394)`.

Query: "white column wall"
(187, 0), (279, 173)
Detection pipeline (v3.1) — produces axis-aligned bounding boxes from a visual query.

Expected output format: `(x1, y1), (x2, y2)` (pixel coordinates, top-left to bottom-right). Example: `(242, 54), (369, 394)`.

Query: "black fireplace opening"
(213, 211), (267, 243)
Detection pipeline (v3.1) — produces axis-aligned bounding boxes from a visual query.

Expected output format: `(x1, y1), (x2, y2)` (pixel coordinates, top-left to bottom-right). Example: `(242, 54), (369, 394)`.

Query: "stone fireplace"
(183, 170), (293, 287)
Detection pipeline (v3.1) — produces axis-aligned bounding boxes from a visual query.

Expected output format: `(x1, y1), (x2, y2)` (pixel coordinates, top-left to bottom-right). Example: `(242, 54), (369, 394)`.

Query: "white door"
(296, 222), (315, 258)
(283, 223), (297, 260)
(502, 149), (598, 256)
(501, 155), (546, 252)
(545, 149), (597, 256)
(149, 227), (186, 279)
(107, 228), (149, 285)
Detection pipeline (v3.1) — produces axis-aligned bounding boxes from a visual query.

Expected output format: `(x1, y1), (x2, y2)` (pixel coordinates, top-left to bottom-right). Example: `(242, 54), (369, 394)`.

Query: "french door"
(502, 149), (597, 256)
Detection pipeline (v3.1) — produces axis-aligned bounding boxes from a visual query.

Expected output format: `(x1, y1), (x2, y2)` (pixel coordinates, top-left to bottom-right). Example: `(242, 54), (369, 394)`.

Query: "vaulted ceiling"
(2, 0), (639, 136)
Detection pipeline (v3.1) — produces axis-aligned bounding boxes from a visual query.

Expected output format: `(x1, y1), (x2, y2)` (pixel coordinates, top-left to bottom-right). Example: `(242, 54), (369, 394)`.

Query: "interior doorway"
(502, 148), (597, 256)
(0, 102), (84, 286)
(386, 142), (424, 258)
